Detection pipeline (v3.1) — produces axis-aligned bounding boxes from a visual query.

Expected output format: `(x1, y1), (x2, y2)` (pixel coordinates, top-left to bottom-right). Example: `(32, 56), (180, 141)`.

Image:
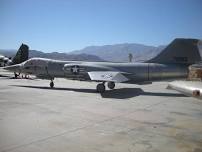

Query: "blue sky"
(0, 0), (202, 52)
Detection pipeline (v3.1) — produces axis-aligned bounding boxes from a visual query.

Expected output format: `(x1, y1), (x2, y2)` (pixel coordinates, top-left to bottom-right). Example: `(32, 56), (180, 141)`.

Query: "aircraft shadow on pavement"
(100, 88), (186, 99)
(10, 85), (96, 93)
(10, 85), (186, 99)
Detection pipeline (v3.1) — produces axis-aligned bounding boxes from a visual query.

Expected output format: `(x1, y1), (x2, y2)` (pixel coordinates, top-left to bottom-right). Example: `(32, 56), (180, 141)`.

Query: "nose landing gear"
(50, 80), (54, 88)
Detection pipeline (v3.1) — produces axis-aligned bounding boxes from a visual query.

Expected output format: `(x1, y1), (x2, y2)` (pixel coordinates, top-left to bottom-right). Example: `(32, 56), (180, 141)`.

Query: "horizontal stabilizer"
(88, 71), (129, 83)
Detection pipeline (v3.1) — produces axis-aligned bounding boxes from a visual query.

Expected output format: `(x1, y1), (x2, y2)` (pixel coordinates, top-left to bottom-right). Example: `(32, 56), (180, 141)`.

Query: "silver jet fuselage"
(17, 58), (188, 84)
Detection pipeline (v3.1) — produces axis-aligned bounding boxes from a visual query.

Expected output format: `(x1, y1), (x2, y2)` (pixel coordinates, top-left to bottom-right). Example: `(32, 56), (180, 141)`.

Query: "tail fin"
(148, 38), (202, 64)
(12, 43), (29, 65)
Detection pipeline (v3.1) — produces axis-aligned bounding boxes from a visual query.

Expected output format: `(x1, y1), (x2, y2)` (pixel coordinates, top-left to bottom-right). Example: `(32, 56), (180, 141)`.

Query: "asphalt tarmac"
(0, 70), (202, 152)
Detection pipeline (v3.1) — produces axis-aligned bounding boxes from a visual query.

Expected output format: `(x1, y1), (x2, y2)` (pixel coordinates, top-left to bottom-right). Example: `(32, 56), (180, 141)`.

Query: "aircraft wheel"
(107, 82), (115, 89)
(50, 81), (54, 88)
(96, 83), (105, 93)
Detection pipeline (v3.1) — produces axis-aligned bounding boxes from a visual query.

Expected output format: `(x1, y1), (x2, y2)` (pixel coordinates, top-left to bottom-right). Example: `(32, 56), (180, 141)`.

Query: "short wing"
(88, 71), (129, 83)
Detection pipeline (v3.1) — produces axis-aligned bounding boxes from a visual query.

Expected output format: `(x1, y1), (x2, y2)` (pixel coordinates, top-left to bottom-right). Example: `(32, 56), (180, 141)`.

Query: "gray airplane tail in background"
(12, 43), (29, 65)
(148, 38), (202, 64)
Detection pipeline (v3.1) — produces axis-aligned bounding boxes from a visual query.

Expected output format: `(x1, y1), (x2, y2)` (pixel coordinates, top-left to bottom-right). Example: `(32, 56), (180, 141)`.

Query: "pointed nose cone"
(3, 64), (22, 72)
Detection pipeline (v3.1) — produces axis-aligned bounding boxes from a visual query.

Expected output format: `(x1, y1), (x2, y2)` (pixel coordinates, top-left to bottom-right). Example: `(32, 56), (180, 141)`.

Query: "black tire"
(107, 82), (115, 89)
(50, 81), (54, 88)
(96, 83), (105, 93)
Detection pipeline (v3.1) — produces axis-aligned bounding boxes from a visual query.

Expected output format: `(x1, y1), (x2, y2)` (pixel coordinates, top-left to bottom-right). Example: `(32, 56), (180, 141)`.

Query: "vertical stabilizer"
(12, 43), (29, 64)
(148, 38), (202, 64)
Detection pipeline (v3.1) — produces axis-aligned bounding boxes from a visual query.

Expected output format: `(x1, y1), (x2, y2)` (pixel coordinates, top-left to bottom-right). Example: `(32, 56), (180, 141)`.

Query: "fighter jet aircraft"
(0, 44), (29, 77)
(3, 38), (202, 93)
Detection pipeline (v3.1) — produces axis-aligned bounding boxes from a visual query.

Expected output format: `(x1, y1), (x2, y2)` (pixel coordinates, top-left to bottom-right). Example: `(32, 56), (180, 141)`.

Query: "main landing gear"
(50, 79), (54, 88)
(96, 83), (106, 93)
(107, 82), (115, 90)
(96, 82), (115, 93)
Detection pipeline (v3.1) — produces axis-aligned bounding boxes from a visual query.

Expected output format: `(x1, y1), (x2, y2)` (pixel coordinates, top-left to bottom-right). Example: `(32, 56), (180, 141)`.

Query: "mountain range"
(0, 49), (104, 62)
(0, 43), (166, 62)
(70, 43), (165, 62)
